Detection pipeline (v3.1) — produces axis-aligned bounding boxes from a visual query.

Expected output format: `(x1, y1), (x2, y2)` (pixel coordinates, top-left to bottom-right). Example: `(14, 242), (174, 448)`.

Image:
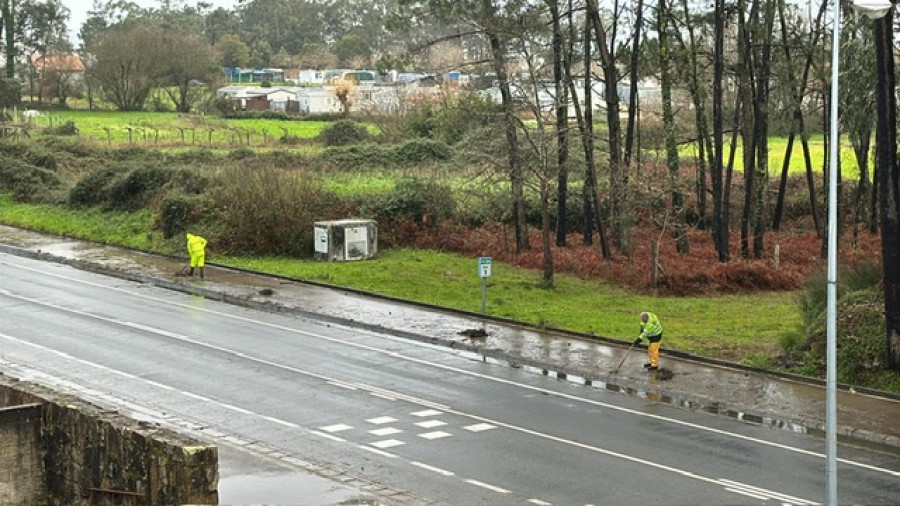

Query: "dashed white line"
(527, 499), (552, 505)
(359, 445), (398, 458)
(263, 416), (299, 428)
(180, 391), (212, 402)
(367, 416), (398, 425)
(219, 403), (253, 414)
(371, 392), (397, 401)
(310, 430), (346, 443)
(410, 461), (455, 476)
(415, 420), (447, 429)
(465, 479), (510, 494)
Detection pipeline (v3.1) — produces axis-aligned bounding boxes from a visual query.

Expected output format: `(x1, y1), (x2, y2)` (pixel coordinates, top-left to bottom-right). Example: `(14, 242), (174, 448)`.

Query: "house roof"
(30, 54), (84, 73)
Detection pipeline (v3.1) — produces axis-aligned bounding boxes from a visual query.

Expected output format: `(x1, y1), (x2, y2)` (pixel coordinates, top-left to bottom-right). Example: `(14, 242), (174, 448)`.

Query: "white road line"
(180, 391), (212, 402)
(464, 479), (510, 494)
(262, 416), (298, 428)
(527, 499), (552, 505)
(310, 430), (345, 443)
(327, 380), (358, 390)
(410, 461), (455, 476)
(718, 479), (818, 505)
(359, 445), (398, 458)
(724, 487), (771, 501)
(219, 403), (253, 414)
(371, 392), (397, 401)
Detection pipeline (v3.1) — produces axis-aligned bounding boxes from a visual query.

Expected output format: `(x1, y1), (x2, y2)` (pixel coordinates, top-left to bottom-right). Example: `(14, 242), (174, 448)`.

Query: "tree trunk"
(568, 17), (610, 259)
(738, 0), (757, 260)
(586, 0), (625, 252)
(873, 12), (900, 370)
(2, 0), (13, 78)
(752, 0), (775, 260)
(551, 0), (569, 247)
(772, 0), (825, 235)
(711, 0), (728, 262)
(624, 0), (644, 167)
(486, 24), (528, 253)
(658, 0), (688, 254)
(541, 180), (555, 288)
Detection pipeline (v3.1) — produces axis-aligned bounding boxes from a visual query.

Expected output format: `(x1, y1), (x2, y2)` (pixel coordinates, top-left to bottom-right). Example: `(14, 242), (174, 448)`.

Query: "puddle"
(218, 472), (372, 505)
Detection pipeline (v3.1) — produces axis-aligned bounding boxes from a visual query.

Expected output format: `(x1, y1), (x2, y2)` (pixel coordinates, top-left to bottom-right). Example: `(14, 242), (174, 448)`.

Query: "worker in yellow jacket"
(634, 312), (663, 370)
(186, 233), (208, 279)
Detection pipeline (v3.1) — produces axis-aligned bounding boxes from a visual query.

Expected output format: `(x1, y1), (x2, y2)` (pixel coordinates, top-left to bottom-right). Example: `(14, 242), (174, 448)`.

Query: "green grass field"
(19, 109), (330, 147)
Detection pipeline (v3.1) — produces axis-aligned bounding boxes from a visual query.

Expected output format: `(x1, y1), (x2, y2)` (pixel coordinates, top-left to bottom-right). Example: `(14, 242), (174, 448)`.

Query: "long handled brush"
(610, 341), (637, 373)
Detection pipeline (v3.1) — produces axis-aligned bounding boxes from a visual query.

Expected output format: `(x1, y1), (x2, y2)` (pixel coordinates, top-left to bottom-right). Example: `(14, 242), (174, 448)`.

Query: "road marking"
(219, 403), (253, 414)
(263, 416), (298, 428)
(367, 416), (398, 425)
(358, 445), (398, 458)
(717, 478), (818, 505)
(371, 392), (397, 401)
(414, 420), (446, 429)
(320, 424), (353, 433)
(370, 439), (404, 449)
(412, 409), (443, 417)
(465, 479), (510, 494)
(464, 423), (496, 432)
(410, 461), (455, 476)
(527, 499), (552, 505)
(418, 431), (452, 440)
(310, 430), (345, 443)
(369, 427), (402, 436)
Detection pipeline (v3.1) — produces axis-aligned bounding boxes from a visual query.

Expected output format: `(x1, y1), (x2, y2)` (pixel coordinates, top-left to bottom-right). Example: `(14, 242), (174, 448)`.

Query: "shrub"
(0, 156), (60, 202)
(38, 136), (96, 158)
(805, 288), (888, 386)
(393, 139), (453, 165)
(210, 165), (340, 256)
(44, 120), (79, 136)
(319, 144), (392, 167)
(68, 166), (120, 207)
(105, 164), (174, 211)
(0, 142), (58, 171)
(366, 178), (456, 225)
(318, 120), (371, 146)
(158, 193), (207, 239)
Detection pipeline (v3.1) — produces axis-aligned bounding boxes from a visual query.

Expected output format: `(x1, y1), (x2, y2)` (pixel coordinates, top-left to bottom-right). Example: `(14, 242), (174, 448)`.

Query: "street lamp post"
(828, 2), (892, 505)
(826, 2), (840, 503)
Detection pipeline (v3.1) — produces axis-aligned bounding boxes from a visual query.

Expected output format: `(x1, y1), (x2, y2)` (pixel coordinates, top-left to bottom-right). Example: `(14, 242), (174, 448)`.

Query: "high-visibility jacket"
(640, 313), (663, 342)
(186, 233), (207, 256)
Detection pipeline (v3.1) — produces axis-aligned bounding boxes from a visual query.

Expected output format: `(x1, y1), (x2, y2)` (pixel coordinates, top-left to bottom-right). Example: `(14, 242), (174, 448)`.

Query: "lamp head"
(851, 0), (894, 19)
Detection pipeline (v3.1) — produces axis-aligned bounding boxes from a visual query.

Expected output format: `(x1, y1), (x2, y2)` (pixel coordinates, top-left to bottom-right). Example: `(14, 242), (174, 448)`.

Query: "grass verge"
(0, 195), (801, 362)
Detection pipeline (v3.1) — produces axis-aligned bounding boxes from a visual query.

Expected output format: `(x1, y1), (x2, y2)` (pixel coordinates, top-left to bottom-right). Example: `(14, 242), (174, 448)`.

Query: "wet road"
(2, 252), (899, 505)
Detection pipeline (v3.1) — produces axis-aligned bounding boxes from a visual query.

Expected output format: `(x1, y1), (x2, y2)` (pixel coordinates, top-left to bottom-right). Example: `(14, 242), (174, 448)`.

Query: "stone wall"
(0, 375), (219, 505)
(0, 403), (44, 504)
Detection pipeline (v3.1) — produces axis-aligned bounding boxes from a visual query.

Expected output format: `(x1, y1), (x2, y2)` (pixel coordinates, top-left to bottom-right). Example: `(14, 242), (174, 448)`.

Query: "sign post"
(478, 257), (492, 315)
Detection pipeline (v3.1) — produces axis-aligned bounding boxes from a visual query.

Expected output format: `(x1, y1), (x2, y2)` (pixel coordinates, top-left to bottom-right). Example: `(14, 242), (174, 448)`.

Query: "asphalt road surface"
(1, 252), (899, 505)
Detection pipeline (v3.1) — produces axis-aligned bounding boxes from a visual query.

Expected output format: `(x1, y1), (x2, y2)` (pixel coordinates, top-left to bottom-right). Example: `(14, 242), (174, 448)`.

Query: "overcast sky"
(63, 0), (238, 43)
